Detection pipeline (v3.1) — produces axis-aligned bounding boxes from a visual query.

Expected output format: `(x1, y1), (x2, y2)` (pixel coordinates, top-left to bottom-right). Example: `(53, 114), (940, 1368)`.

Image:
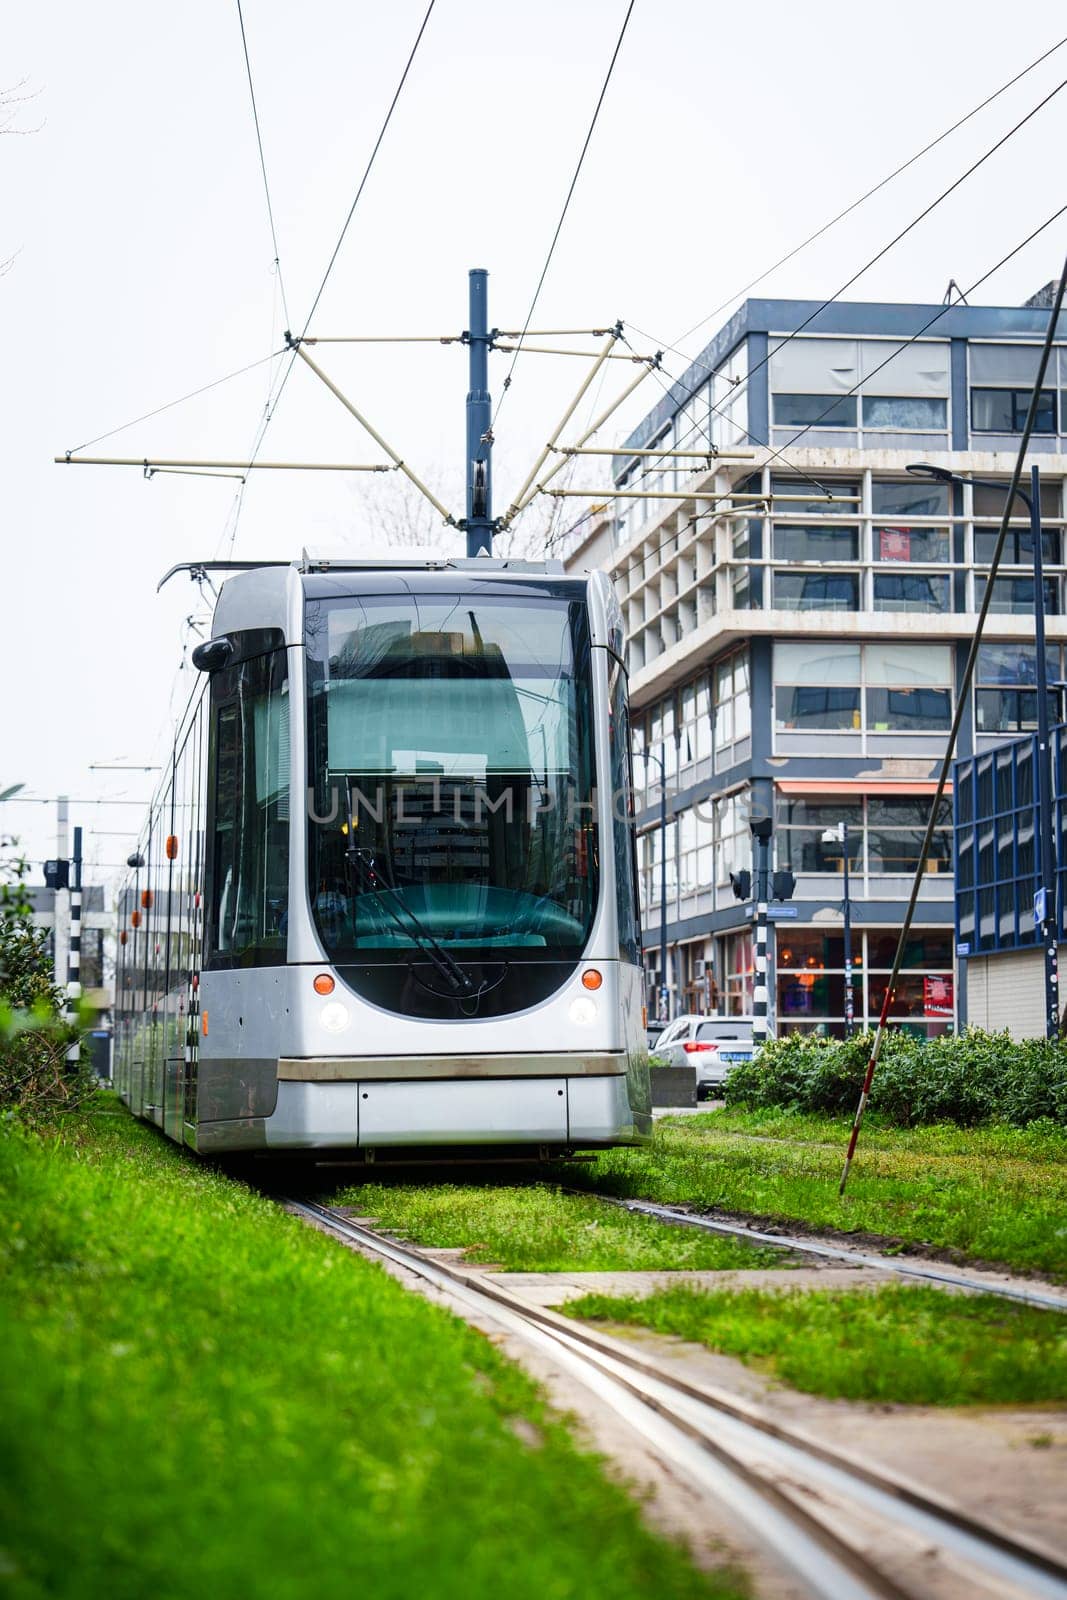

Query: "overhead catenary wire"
(753, 203), (1067, 471)
(235, 0), (291, 330)
(491, 0), (636, 431)
(671, 33), (1067, 353)
(838, 251), (1067, 1193)
(613, 198), (1067, 578)
(617, 67), (1067, 471)
(598, 67), (1067, 535)
(224, 0), (440, 553)
(63, 351), (283, 456)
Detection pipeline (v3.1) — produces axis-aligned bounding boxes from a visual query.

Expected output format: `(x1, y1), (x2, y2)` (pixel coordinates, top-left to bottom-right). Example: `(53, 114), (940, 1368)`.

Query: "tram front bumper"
(264, 1054), (635, 1148)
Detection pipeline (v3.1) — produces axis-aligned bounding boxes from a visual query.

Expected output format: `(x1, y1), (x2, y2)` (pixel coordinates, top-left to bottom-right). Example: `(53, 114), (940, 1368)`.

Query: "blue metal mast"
(464, 268), (494, 557)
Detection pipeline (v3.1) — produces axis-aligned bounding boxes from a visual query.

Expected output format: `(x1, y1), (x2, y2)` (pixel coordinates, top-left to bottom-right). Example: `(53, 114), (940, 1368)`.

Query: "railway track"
(290, 1197), (1067, 1600)
(576, 1192), (1067, 1312)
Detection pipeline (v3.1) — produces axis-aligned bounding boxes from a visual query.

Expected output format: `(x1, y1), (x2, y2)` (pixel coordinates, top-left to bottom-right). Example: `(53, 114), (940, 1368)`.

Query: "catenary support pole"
(1031, 462), (1060, 1037)
(66, 824), (82, 1068)
(465, 268), (494, 556)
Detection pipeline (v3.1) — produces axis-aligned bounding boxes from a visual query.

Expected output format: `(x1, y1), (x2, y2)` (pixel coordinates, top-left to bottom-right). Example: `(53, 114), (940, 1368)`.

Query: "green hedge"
(723, 1028), (1067, 1127)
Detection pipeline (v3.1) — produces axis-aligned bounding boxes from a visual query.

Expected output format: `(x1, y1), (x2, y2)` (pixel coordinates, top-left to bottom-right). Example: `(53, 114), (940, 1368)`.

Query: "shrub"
(724, 1027), (1067, 1127)
(0, 828), (90, 1121)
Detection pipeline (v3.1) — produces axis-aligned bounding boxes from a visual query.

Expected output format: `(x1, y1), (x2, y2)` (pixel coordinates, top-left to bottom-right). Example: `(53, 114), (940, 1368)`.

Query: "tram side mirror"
(191, 636), (234, 673)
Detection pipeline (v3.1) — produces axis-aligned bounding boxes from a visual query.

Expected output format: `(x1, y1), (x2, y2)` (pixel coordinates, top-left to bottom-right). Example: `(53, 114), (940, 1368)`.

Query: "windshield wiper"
(344, 843), (479, 998)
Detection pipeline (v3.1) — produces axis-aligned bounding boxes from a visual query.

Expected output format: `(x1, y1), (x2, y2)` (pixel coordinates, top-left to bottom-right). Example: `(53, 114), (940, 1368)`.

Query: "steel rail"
(290, 1198), (1067, 1600)
(582, 1192), (1067, 1313)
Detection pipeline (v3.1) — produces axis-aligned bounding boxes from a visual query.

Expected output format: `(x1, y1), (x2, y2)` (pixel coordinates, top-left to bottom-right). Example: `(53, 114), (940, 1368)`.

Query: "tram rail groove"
(289, 1198), (1067, 1600)
(571, 1192), (1067, 1313)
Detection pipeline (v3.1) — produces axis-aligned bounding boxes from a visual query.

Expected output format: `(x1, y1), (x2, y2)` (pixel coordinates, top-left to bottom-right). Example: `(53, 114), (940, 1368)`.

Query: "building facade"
(954, 722), (1067, 1038)
(564, 292), (1067, 1035)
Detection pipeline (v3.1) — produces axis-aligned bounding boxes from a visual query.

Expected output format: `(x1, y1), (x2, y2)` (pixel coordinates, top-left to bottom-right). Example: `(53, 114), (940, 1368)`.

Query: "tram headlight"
(568, 996), (598, 1026)
(320, 1001), (350, 1034)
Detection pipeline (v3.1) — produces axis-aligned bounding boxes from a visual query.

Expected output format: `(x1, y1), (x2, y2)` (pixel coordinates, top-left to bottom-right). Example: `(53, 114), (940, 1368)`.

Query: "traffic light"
(771, 870), (796, 901)
(729, 870), (751, 901)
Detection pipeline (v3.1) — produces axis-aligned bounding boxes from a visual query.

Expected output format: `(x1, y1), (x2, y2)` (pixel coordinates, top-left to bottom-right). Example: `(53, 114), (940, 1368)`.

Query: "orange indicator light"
(581, 969), (603, 991)
(313, 973), (335, 996)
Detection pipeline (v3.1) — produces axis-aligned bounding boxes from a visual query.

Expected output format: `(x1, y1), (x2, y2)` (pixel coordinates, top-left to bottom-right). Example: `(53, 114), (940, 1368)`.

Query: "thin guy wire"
(619, 176), (1062, 537)
(608, 69), (1067, 538)
(235, 0), (291, 328)
(672, 33), (1067, 352)
(620, 200), (1067, 576)
(759, 202), (1067, 470)
(491, 0), (636, 431)
(65, 352), (281, 455)
(624, 72), (1067, 442)
(226, 0), (438, 551)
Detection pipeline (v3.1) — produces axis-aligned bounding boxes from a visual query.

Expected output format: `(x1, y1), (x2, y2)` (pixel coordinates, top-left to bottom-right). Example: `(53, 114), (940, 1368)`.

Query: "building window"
(678, 673), (712, 771)
(866, 794), (952, 874)
(975, 643), (1060, 735)
(772, 478), (860, 515)
(713, 649), (750, 769)
(872, 479), (949, 519)
(773, 571), (860, 611)
(775, 642), (861, 731)
(677, 804), (714, 901)
(775, 798), (863, 873)
(775, 794), (950, 878)
(871, 572), (950, 612)
(649, 693), (677, 782)
(713, 790), (749, 888)
(974, 575), (1060, 616)
(774, 642), (952, 746)
(772, 393), (858, 429)
(862, 396), (947, 430)
(773, 523), (859, 563)
(971, 387), (1057, 434)
(720, 929), (753, 1016)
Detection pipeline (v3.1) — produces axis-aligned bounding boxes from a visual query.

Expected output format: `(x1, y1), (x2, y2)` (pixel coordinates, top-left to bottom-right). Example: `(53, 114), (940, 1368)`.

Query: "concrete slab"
(447, 1265), (890, 1307)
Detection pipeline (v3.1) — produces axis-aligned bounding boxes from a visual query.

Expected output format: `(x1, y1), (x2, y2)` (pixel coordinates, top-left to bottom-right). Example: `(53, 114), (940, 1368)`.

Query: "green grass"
(566, 1109), (1067, 1279)
(566, 1284), (1067, 1406)
(332, 1180), (786, 1272)
(0, 1102), (740, 1600)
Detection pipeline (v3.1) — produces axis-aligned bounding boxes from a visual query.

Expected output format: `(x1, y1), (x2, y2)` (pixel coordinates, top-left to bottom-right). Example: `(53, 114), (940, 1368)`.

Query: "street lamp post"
(822, 822), (854, 1036)
(643, 748), (670, 1023)
(908, 462), (1059, 1038)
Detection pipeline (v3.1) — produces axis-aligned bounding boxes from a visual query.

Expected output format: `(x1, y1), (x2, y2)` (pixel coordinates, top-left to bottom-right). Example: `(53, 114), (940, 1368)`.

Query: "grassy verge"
(567, 1109), (1067, 1279)
(566, 1284), (1067, 1406)
(332, 1180), (786, 1272)
(0, 1101), (740, 1600)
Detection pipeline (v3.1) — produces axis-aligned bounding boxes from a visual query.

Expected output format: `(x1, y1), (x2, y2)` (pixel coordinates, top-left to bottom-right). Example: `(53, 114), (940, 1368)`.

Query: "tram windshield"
(304, 587), (599, 968)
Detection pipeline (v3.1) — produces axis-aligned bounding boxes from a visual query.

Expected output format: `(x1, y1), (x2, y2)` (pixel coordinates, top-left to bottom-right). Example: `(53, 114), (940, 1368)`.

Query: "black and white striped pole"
(750, 816), (773, 1047)
(66, 824), (83, 1068)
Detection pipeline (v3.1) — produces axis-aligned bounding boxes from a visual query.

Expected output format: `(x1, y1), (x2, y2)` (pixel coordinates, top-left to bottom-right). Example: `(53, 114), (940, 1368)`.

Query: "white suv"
(653, 1015), (757, 1099)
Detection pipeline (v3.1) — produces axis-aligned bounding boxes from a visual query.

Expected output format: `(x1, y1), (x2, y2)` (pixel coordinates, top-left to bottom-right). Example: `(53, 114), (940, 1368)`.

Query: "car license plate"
(720, 1052), (748, 1063)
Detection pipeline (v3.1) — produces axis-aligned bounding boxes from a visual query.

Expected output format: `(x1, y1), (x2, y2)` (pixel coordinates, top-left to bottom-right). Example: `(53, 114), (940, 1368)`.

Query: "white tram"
(114, 557), (652, 1156)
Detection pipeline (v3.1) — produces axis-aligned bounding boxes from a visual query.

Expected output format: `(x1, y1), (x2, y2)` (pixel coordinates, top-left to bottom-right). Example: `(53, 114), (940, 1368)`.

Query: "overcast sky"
(3, 0), (1065, 889)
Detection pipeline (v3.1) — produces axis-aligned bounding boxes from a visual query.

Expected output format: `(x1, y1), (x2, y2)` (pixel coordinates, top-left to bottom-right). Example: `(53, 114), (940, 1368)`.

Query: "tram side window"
(609, 658), (642, 964)
(207, 644), (290, 968)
